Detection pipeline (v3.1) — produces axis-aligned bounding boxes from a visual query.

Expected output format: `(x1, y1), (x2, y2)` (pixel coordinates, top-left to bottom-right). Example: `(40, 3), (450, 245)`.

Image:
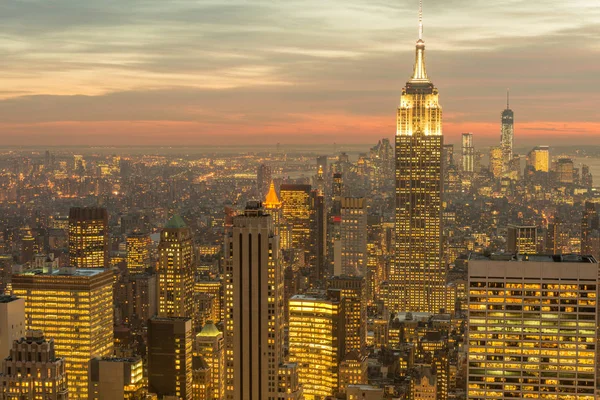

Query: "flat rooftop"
(17, 267), (108, 277)
(469, 253), (597, 264)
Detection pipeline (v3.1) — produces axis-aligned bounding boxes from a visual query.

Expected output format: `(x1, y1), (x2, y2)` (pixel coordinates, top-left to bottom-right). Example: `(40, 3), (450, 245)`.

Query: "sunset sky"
(0, 0), (598, 147)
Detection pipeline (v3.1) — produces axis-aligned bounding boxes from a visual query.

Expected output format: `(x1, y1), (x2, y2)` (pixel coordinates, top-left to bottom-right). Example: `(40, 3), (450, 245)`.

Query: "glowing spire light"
(507, 88), (510, 109)
(411, 0), (429, 82)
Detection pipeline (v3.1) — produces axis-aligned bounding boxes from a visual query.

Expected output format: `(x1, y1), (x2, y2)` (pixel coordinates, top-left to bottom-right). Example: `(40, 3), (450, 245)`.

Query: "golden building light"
(126, 232), (152, 274)
(68, 207), (108, 269)
(391, 1), (446, 314)
(12, 267), (114, 400)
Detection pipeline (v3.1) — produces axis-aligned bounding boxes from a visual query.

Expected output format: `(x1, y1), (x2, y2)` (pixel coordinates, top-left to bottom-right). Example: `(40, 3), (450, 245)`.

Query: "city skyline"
(0, 0), (598, 146)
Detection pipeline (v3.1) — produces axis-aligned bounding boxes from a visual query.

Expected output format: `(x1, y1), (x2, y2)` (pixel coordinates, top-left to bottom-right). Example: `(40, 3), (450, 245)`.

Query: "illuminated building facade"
(582, 201), (600, 260)
(327, 276), (367, 358)
(309, 190), (327, 279)
(467, 254), (598, 400)
(526, 145), (549, 172)
(507, 224), (537, 254)
(488, 146), (503, 178)
(195, 321), (225, 400)
(224, 202), (283, 400)
(556, 157), (575, 184)
(500, 92), (514, 172)
(126, 233), (151, 274)
(0, 330), (68, 400)
(257, 164), (272, 199)
(88, 356), (144, 400)
(148, 317), (193, 400)
(461, 133), (474, 173)
(68, 207), (108, 269)
(280, 184), (311, 259)
(339, 197), (367, 277)
(12, 268), (114, 400)
(288, 292), (341, 400)
(392, 5), (445, 314)
(158, 215), (194, 321)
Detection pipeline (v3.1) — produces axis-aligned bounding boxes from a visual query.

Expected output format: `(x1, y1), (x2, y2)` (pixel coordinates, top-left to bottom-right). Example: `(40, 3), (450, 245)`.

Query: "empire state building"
(388, 4), (445, 314)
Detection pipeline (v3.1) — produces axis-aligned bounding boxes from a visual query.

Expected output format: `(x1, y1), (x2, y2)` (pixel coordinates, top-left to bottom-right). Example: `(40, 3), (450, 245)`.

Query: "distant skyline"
(0, 0), (598, 146)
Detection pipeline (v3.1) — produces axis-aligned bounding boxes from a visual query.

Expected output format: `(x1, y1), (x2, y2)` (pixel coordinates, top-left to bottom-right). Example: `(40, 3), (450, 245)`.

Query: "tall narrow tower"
(500, 90), (514, 172)
(390, 1), (445, 314)
(157, 215), (194, 321)
(224, 201), (284, 400)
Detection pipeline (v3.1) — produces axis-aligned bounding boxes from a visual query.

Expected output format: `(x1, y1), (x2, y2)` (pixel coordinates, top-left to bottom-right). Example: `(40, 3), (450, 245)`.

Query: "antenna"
(419, 0), (423, 40)
(507, 88), (510, 109)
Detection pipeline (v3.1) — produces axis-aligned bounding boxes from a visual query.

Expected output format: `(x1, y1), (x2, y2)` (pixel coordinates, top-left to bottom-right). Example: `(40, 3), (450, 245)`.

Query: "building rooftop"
(469, 253), (597, 264)
(17, 267), (107, 277)
(0, 295), (21, 303)
(197, 321), (221, 337)
(164, 214), (187, 229)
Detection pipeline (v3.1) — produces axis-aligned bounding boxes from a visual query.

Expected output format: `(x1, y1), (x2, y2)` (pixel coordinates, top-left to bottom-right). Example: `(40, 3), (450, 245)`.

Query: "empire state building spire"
(411, 0), (429, 82)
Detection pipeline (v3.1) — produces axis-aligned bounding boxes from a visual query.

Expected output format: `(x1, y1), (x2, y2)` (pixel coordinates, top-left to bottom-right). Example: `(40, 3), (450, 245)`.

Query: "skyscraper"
(500, 91), (514, 172)
(12, 267), (114, 399)
(309, 189), (327, 280)
(88, 356), (145, 399)
(526, 145), (550, 172)
(224, 201), (283, 400)
(507, 225), (537, 254)
(126, 232), (152, 274)
(257, 164), (272, 199)
(339, 197), (367, 277)
(0, 295), (25, 361)
(148, 317), (193, 400)
(391, 4), (445, 314)
(68, 207), (108, 269)
(467, 254), (598, 399)
(280, 184), (312, 261)
(288, 292), (342, 399)
(158, 215), (194, 321)
(488, 146), (503, 178)
(195, 321), (225, 400)
(461, 133), (474, 173)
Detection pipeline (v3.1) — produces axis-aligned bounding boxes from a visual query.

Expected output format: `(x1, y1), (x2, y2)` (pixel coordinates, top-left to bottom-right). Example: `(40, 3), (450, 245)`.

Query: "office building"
(148, 317), (193, 400)
(467, 254), (598, 399)
(556, 157), (575, 184)
(88, 356), (144, 400)
(257, 164), (272, 199)
(507, 224), (537, 254)
(195, 321), (225, 400)
(461, 133), (474, 172)
(68, 207), (108, 268)
(288, 292), (341, 399)
(280, 184), (311, 260)
(158, 215), (194, 321)
(338, 197), (367, 277)
(126, 233), (152, 274)
(0, 330), (68, 400)
(582, 201), (600, 260)
(327, 276), (367, 358)
(309, 190), (327, 280)
(12, 268), (114, 399)
(224, 202), (284, 400)
(526, 145), (550, 172)
(0, 295), (25, 361)
(489, 146), (503, 178)
(391, 6), (445, 314)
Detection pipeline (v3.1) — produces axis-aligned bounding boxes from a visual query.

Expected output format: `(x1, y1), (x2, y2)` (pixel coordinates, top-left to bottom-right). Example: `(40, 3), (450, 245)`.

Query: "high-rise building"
(461, 133), (474, 172)
(338, 198), (367, 277)
(555, 157), (574, 184)
(526, 145), (549, 172)
(88, 356), (144, 399)
(257, 164), (272, 199)
(224, 201), (284, 400)
(280, 184), (312, 260)
(582, 201), (600, 260)
(288, 292), (342, 399)
(12, 267), (114, 399)
(126, 232), (152, 274)
(68, 207), (108, 269)
(309, 190), (327, 280)
(0, 330), (68, 400)
(507, 225), (537, 254)
(148, 317), (193, 400)
(195, 321), (225, 400)
(158, 215), (194, 321)
(391, 4), (445, 314)
(327, 276), (367, 358)
(467, 254), (598, 399)
(488, 146), (503, 178)
(0, 295), (25, 361)
(500, 91), (514, 172)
